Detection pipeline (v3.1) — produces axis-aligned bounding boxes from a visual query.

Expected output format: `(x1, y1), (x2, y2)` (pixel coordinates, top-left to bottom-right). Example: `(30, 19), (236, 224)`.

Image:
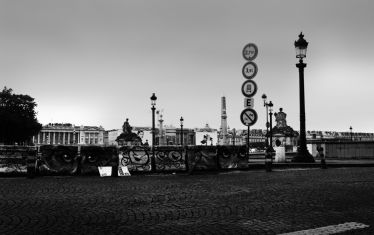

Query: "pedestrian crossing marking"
(278, 222), (369, 235)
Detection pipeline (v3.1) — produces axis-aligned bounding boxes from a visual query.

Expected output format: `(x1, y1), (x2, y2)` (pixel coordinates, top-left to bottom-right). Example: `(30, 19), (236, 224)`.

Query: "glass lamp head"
(294, 32), (308, 59)
(268, 101), (274, 112)
(150, 93), (157, 106)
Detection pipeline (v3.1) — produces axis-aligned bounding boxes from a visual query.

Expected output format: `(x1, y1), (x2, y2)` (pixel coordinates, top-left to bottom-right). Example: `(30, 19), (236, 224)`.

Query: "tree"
(0, 87), (42, 145)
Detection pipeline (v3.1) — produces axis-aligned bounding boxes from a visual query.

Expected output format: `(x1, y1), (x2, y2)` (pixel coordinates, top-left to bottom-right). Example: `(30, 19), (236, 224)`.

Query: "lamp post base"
(292, 147), (315, 163)
(265, 146), (275, 172)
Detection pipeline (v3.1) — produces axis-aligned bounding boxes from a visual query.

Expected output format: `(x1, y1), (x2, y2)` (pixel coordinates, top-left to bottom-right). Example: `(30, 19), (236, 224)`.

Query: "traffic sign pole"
(241, 43), (258, 157)
(247, 125), (250, 158)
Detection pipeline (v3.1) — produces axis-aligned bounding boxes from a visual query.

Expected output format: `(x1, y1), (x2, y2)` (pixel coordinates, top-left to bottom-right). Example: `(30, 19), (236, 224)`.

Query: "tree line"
(0, 87), (42, 145)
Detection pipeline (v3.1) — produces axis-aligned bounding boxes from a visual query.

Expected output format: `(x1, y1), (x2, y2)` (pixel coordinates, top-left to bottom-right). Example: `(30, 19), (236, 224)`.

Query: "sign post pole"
(247, 125), (250, 158)
(241, 43), (258, 161)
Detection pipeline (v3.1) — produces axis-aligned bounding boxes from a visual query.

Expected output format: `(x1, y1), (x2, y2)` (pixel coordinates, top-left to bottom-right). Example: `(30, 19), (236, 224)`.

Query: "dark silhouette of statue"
(275, 108), (287, 128)
(116, 118), (142, 145)
(122, 118), (132, 134)
(271, 108), (298, 137)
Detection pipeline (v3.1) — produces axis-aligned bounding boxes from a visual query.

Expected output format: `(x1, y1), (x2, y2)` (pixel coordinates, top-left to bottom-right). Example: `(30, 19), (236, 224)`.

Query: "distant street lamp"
(232, 128), (236, 146)
(262, 94), (270, 148)
(180, 117), (184, 146)
(350, 126), (353, 141)
(73, 130), (76, 145)
(293, 32), (315, 163)
(268, 101), (274, 148)
(265, 101), (274, 172)
(150, 93), (157, 171)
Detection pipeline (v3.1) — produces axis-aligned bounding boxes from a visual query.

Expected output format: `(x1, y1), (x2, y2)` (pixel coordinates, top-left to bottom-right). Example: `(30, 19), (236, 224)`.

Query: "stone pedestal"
(274, 146), (286, 163)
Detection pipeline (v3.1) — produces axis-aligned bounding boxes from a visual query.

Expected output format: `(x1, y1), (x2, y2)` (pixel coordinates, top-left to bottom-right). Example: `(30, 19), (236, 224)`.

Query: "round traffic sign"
(240, 108), (258, 126)
(241, 80), (257, 97)
(242, 43), (258, 61)
(242, 61), (258, 79)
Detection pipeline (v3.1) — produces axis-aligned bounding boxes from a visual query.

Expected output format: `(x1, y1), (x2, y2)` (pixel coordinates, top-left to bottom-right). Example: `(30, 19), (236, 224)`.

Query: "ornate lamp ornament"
(294, 32), (309, 59)
(150, 93), (157, 106)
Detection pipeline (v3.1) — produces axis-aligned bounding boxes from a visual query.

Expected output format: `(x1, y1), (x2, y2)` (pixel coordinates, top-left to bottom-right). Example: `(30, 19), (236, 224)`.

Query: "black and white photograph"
(1, 0), (374, 234)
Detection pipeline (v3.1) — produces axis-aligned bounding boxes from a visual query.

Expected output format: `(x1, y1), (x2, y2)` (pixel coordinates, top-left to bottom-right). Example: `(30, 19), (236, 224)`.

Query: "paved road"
(1, 168), (374, 234)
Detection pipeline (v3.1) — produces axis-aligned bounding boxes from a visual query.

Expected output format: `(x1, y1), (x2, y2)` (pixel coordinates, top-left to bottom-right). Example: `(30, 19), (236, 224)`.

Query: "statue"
(274, 108), (287, 128)
(271, 108), (298, 137)
(116, 118), (142, 146)
(122, 118), (132, 134)
(271, 108), (298, 161)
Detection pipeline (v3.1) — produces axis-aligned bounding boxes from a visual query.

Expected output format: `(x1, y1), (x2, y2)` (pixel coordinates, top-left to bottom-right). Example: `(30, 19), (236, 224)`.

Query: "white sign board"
(118, 166), (131, 176)
(244, 98), (254, 108)
(98, 166), (112, 177)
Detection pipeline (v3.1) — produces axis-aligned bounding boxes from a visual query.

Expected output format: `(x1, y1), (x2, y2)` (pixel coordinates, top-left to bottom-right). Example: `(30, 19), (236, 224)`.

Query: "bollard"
(111, 147), (119, 177)
(112, 164), (118, 177)
(265, 149), (274, 172)
(26, 155), (36, 178)
(318, 146), (327, 169)
(75, 146), (82, 176)
(35, 149), (41, 177)
(184, 146), (189, 173)
(265, 155), (272, 172)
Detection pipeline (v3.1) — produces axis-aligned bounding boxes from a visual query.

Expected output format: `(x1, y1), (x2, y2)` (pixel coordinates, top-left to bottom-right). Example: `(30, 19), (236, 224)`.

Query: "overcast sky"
(1, 0), (374, 132)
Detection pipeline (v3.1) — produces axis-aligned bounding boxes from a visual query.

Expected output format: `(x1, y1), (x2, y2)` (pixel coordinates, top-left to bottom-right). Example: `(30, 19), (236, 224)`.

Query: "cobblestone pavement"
(1, 168), (374, 234)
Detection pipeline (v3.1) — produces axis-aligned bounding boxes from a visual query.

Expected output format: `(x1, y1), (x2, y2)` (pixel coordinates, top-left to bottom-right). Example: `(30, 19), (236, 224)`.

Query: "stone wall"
(324, 142), (374, 159)
(0, 146), (33, 174)
(307, 141), (374, 159)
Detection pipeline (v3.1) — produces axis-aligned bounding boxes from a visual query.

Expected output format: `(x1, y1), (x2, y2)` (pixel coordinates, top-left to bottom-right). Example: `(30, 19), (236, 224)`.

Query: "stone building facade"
(32, 123), (105, 146)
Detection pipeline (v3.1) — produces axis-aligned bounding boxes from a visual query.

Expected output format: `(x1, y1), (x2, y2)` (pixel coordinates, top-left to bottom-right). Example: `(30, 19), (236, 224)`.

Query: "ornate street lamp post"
(265, 101), (274, 172)
(73, 130), (76, 145)
(293, 32), (315, 163)
(350, 126), (353, 141)
(232, 128), (236, 146)
(262, 94), (270, 148)
(268, 101), (274, 149)
(180, 117), (184, 146)
(150, 93), (157, 171)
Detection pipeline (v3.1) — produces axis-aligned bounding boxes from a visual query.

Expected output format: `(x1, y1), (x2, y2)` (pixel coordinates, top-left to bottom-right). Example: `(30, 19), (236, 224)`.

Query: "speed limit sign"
(242, 43), (258, 61)
(242, 61), (258, 79)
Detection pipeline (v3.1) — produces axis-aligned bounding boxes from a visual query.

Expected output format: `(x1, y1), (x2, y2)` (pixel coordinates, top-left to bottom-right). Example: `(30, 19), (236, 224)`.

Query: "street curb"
(1, 163), (374, 177)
